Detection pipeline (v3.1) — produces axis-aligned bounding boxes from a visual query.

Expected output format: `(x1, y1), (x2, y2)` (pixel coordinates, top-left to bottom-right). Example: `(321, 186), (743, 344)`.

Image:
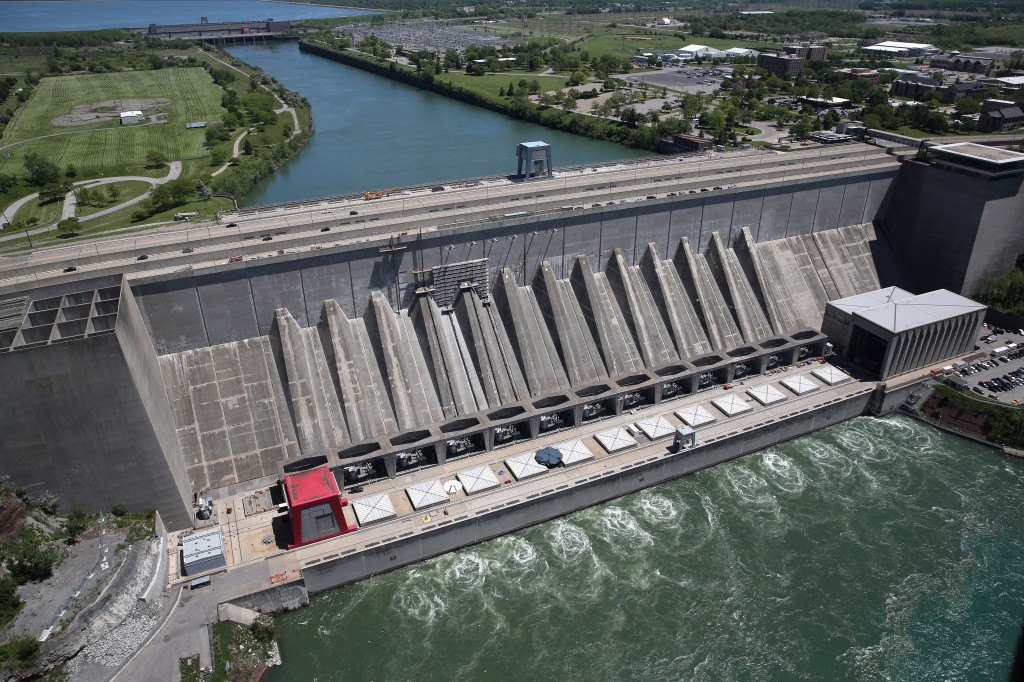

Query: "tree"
(0, 577), (23, 627)
(250, 614), (277, 644)
(22, 152), (60, 186)
(106, 183), (120, 202)
(111, 503), (128, 517)
(790, 116), (813, 140)
(1, 527), (58, 584)
(39, 182), (71, 202)
(62, 506), (89, 544)
(243, 139), (254, 155)
(145, 150), (168, 167)
(0, 173), (17, 193)
(955, 97), (982, 115)
(57, 217), (81, 235)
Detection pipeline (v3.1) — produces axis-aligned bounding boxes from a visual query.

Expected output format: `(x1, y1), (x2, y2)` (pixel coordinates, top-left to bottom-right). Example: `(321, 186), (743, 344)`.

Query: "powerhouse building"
(822, 287), (985, 378)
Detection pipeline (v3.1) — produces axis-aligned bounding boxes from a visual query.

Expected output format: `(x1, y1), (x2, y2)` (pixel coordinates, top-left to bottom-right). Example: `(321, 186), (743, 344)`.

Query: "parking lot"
(618, 66), (731, 93)
(945, 325), (1024, 405)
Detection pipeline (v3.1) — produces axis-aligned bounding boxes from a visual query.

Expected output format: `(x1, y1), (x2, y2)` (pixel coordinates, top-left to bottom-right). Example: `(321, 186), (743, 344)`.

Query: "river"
(225, 42), (652, 206)
(266, 415), (1024, 681)
(0, 1), (371, 33)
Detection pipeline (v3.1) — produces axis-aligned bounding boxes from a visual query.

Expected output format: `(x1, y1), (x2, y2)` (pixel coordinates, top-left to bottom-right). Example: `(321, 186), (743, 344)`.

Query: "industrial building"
(822, 287), (985, 378)
(0, 141), (1020, 528)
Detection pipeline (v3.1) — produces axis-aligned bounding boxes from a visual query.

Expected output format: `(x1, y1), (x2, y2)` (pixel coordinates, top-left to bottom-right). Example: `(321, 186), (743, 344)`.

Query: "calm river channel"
(225, 42), (651, 206)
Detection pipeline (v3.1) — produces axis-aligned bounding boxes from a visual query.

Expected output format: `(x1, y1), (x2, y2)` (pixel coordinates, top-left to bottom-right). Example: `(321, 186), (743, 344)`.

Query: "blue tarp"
(534, 446), (564, 468)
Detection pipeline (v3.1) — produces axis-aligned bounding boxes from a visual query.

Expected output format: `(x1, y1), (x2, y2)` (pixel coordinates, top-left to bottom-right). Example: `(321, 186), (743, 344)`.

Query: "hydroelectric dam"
(0, 141), (1021, 597)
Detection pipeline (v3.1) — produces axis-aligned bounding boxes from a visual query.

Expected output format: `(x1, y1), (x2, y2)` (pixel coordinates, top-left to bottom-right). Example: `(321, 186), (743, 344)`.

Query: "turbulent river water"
(266, 415), (1024, 681)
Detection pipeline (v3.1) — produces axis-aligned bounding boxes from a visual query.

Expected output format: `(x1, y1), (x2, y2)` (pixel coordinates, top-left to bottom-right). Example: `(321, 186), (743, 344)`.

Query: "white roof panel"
(182, 528), (224, 564)
(351, 492), (396, 525)
(406, 479), (448, 510)
(781, 374), (820, 395)
(746, 384), (787, 405)
(552, 438), (594, 466)
(505, 452), (548, 480)
(675, 404), (716, 427)
(712, 394), (753, 416)
(634, 415), (676, 440)
(595, 427), (638, 453)
(811, 365), (852, 385)
(457, 465), (500, 494)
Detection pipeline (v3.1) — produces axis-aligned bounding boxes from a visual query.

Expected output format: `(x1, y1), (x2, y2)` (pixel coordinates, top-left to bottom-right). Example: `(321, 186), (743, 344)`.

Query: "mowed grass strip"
(0, 68), (224, 177)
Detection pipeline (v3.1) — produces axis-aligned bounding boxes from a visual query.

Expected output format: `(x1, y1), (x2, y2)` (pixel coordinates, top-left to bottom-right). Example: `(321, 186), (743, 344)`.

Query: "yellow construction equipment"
(363, 187), (399, 200)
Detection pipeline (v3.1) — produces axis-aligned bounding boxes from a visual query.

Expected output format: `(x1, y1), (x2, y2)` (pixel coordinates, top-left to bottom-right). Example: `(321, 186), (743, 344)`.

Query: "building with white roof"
(676, 44), (726, 60)
(822, 287), (985, 378)
(119, 110), (144, 125)
(865, 40), (936, 57)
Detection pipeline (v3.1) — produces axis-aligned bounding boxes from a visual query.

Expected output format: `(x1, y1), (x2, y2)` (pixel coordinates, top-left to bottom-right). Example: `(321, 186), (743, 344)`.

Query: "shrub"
(249, 614), (277, 644)
(111, 503), (128, 517)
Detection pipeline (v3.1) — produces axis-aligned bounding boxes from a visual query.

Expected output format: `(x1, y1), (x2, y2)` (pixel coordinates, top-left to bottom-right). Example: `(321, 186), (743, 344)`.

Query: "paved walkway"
(0, 161), (181, 242)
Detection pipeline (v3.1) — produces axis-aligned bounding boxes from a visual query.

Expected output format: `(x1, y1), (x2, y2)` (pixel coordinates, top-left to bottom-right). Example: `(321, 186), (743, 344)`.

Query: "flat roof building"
(822, 287), (986, 378)
(182, 528), (226, 576)
(758, 53), (805, 78)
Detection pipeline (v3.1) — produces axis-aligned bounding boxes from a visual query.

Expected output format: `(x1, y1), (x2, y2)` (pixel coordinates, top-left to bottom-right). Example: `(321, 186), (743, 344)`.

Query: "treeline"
(299, 40), (667, 151)
(683, 10), (881, 40)
(210, 131), (311, 202)
(930, 386), (1024, 449)
(975, 268), (1024, 317)
(0, 29), (133, 46)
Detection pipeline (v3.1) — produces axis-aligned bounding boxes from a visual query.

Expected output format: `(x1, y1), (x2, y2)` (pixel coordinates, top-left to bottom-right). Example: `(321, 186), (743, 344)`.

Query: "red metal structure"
(284, 466), (356, 549)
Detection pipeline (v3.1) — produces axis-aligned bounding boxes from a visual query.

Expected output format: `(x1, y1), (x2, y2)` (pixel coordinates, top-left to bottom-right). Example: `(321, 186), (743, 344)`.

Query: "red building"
(284, 466), (357, 549)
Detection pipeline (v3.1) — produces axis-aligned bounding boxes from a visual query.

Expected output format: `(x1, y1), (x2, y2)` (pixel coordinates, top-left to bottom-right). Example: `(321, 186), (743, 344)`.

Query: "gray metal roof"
(182, 528), (224, 566)
(852, 288), (985, 333)
(829, 286), (915, 314)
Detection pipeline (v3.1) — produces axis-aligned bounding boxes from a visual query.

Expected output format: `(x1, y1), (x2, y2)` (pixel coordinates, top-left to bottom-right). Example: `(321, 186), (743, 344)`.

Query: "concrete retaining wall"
(133, 172), (896, 353)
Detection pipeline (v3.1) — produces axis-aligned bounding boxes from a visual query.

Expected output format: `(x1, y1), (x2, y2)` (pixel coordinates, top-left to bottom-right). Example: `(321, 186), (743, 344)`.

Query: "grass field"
(75, 180), (150, 218)
(0, 68), (224, 180)
(441, 72), (570, 98)
(11, 195), (62, 226)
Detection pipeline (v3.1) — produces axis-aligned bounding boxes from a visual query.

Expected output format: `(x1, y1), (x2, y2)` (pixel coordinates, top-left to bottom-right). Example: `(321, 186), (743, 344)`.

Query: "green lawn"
(0, 196), (231, 253)
(12, 195), (62, 226)
(75, 180), (151, 217)
(441, 71), (570, 98)
(0, 68), (225, 180)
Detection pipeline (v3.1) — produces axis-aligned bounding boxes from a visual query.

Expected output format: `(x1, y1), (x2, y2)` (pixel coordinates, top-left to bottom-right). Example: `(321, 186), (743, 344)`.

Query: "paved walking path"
(0, 161), (182, 243)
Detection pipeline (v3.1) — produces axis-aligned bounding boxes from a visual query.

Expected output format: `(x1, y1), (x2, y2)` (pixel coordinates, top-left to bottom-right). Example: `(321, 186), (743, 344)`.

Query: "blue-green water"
(225, 43), (652, 206)
(267, 415), (1024, 681)
(1, 1), (372, 33)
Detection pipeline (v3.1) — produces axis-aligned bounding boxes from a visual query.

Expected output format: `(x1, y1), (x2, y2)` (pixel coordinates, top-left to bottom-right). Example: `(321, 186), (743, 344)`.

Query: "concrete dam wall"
(159, 223), (885, 494)
(134, 169), (895, 354)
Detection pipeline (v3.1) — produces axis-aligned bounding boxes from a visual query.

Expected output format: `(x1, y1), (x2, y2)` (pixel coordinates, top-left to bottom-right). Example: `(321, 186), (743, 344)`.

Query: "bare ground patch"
(50, 98), (171, 126)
